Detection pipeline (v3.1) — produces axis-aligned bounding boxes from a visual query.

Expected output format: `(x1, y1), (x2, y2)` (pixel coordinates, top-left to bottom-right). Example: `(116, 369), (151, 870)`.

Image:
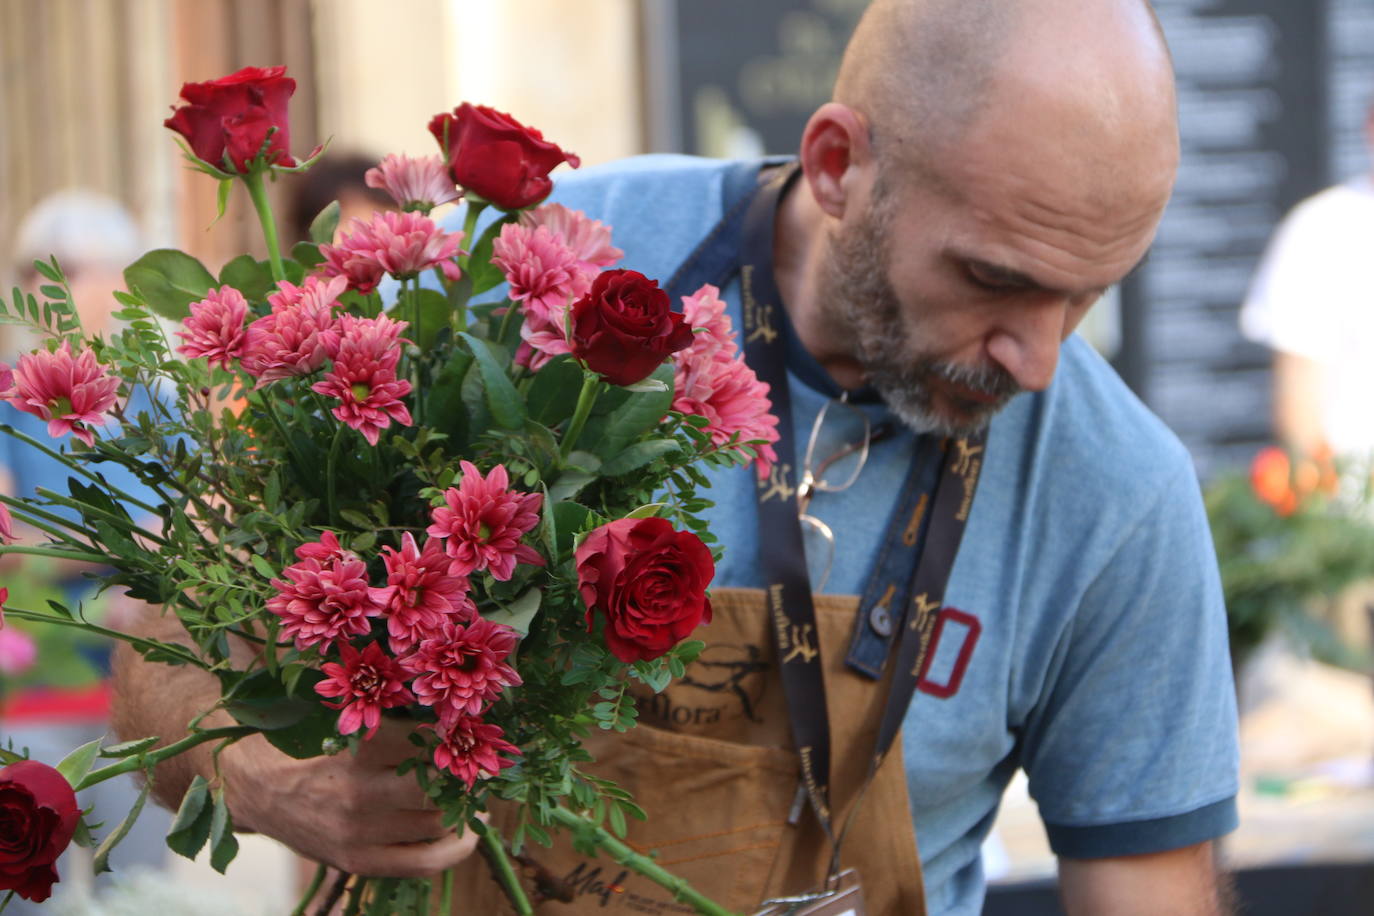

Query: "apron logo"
(741, 265), (780, 344)
(563, 862), (629, 908)
(781, 623), (819, 665)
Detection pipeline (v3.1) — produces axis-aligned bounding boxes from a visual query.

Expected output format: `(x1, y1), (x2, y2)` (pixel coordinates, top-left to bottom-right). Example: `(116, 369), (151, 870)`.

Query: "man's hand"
(1059, 842), (1231, 915)
(220, 719), (480, 878)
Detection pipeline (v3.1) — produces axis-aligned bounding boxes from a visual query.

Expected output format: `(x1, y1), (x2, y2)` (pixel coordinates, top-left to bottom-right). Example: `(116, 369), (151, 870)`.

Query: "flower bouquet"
(0, 66), (777, 915)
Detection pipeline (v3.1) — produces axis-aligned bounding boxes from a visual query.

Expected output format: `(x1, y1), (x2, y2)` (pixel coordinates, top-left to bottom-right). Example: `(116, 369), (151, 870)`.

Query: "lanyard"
(673, 160), (988, 840)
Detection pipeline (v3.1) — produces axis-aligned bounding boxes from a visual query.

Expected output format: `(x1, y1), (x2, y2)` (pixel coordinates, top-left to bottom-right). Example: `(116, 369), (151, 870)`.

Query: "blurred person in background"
(1240, 99), (1374, 459)
(1, 189), (171, 911)
(286, 151), (395, 244)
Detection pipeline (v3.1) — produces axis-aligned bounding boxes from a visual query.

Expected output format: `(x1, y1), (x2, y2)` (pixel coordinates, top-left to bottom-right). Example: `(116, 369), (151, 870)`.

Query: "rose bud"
(570, 270), (695, 387)
(428, 103), (579, 210)
(0, 760), (80, 903)
(165, 66), (300, 173)
(576, 517), (714, 664)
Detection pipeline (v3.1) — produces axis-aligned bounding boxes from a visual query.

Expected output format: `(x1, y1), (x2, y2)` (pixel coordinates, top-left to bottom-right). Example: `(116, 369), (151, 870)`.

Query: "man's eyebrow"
(957, 252), (1115, 300)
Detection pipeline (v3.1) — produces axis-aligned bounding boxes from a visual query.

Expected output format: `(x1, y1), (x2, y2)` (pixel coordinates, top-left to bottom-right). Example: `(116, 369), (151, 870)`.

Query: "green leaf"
(525, 356), (584, 425)
(93, 777), (151, 873)
(249, 553), (277, 579)
(599, 439), (682, 477)
(577, 363), (675, 461)
(467, 214), (517, 296)
(55, 737), (103, 788)
(214, 179), (233, 227)
(208, 788), (239, 873)
(485, 588), (541, 636)
(397, 288), (450, 350)
(626, 503), (666, 520)
(309, 200), (341, 245)
(123, 249), (218, 321)
(218, 255), (277, 304)
(460, 332), (525, 430)
(607, 800), (627, 838)
(549, 470), (596, 504)
(98, 737), (160, 758)
(291, 240), (325, 269)
(166, 776), (213, 860)
(552, 501), (596, 556)
(0, 748), (26, 766)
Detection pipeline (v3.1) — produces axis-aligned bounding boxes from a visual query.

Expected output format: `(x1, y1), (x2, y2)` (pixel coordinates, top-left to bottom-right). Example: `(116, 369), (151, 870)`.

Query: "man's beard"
(822, 188), (1020, 437)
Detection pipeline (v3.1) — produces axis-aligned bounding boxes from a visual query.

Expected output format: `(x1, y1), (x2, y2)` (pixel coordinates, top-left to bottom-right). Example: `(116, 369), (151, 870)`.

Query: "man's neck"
(771, 173), (868, 391)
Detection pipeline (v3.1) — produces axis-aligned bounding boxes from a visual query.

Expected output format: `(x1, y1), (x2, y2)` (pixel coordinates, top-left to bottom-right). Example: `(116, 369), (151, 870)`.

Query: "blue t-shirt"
(537, 155), (1240, 915)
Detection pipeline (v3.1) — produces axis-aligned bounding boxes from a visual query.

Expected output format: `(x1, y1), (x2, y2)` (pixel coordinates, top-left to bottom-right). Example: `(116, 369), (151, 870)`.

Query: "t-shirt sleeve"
(1240, 193), (1357, 362)
(1018, 458), (1240, 858)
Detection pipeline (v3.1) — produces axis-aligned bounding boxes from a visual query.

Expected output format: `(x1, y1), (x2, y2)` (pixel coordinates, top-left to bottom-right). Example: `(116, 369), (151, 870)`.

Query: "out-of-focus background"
(2, 0), (1374, 912)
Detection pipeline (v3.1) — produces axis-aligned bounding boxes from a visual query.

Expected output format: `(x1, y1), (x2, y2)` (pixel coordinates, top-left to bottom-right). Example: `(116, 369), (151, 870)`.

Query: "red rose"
(570, 270), (694, 387)
(165, 66), (299, 173)
(0, 760), (80, 903)
(428, 103), (579, 210)
(576, 517), (714, 663)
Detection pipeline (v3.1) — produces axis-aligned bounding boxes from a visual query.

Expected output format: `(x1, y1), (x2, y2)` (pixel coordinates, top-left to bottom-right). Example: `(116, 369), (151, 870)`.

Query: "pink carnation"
(311, 314), (412, 446)
(491, 223), (584, 322)
(381, 532), (476, 654)
(5, 341), (120, 447)
(266, 546), (392, 653)
(241, 277), (345, 387)
(314, 640), (414, 739)
(427, 716), (520, 789)
(365, 153), (460, 213)
(426, 461), (544, 580)
(320, 210), (465, 293)
(401, 617), (521, 720)
(177, 286), (250, 369)
(521, 203), (622, 276)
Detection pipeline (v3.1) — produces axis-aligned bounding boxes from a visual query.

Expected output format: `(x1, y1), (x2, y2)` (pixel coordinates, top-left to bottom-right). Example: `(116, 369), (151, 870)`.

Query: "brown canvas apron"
(450, 587), (926, 915)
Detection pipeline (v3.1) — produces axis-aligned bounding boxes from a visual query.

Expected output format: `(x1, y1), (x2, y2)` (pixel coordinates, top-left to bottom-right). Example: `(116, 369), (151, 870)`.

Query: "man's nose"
(984, 300), (1070, 393)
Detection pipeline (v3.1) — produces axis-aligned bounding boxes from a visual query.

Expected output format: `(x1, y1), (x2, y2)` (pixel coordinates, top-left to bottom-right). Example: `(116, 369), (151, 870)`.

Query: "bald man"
(114, 0), (1237, 913)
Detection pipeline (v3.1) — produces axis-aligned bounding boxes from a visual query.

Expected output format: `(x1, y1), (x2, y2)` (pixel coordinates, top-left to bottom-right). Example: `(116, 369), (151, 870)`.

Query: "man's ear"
(798, 102), (873, 220)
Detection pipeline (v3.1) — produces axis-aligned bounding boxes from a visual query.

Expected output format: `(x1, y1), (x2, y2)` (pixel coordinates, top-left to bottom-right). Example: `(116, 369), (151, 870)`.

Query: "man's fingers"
(354, 721), (424, 767)
(344, 830), (483, 879)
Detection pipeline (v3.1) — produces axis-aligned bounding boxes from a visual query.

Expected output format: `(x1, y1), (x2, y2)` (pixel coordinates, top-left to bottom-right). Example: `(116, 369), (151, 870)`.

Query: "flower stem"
(243, 170), (287, 283)
(439, 867), (456, 915)
(314, 870), (351, 916)
(325, 423), (345, 525)
(342, 875), (368, 915)
(560, 373), (602, 461)
(546, 806), (742, 916)
(472, 817), (532, 915)
(291, 863), (328, 916)
(75, 725), (258, 791)
(459, 200), (485, 273)
(0, 606), (209, 669)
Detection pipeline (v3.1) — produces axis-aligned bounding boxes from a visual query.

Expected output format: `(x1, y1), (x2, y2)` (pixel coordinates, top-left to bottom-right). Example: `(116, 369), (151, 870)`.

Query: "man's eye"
(965, 266), (1008, 291)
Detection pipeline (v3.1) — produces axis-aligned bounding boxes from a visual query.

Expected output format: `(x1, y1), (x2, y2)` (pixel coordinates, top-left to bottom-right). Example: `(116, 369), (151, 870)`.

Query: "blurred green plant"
(1206, 446), (1374, 669)
(0, 557), (108, 695)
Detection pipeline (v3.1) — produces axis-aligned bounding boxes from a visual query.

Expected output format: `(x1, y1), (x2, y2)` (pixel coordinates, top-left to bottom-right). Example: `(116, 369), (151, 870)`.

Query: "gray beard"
(823, 188), (1019, 437)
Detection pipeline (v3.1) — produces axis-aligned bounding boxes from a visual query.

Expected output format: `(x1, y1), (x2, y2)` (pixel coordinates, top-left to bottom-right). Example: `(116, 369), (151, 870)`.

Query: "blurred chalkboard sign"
(645, 1), (1374, 478)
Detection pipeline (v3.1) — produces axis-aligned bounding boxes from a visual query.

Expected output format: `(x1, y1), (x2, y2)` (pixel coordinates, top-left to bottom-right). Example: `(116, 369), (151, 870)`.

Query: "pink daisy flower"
(311, 314), (413, 446)
(425, 461), (545, 580)
(674, 352), (780, 480)
(365, 153), (460, 213)
(401, 617), (522, 719)
(266, 550), (392, 653)
(491, 223), (585, 322)
(427, 716), (520, 789)
(381, 532), (476, 654)
(521, 203), (622, 277)
(177, 286), (251, 370)
(319, 210), (465, 294)
(314, 640), (415, 739)
(6, 341), (120, 447)
(0, 503), (14, 544)
(241, 277), (345, 387)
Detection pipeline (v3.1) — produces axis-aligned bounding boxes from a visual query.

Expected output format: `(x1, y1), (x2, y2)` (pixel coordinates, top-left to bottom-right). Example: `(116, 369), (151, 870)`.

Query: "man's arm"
(111, 604), (479, 877)
(1059, 842), (1231, 916)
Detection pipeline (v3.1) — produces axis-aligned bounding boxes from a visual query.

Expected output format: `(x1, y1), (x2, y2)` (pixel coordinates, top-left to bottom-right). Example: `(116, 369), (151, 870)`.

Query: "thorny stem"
(314, 869), (351, 916)
(472, 817), (533, 915)
(0, 606), (208, 669)
(290, 863), (328, 916)
(74, 726), (257, 791)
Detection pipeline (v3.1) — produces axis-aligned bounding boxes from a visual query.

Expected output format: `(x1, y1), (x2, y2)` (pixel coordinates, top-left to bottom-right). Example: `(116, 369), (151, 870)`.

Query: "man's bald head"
(832, 0), (1176, 188)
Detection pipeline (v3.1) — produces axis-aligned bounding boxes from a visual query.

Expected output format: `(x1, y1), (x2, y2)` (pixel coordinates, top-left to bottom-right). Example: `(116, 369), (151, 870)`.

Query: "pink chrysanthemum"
(514, 306), (573, 372)
(266, 549), (392, 653)
(314, 640), (415, 739)
(241, 277), (345, 387)
(381, 532), (476, 654)
(6, 341), (120, 447)
(0, 503), (14, 544)
(319, 211), (465, 294)
(427, 716), (520, 789)
(311, 314), (413, 446)
(674, 351), (780, 481)
(521, 203), (622, 276)
(491, 223), (585, 322)
(365, 153), (460, 213)
(177, 286), (251, 369)
(0, 626), (37, 675)
(401, 617), (522, 719)
(679, 284), (738, 363)
(425, 461), (545, 580)
(295, 530), (352, 563)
